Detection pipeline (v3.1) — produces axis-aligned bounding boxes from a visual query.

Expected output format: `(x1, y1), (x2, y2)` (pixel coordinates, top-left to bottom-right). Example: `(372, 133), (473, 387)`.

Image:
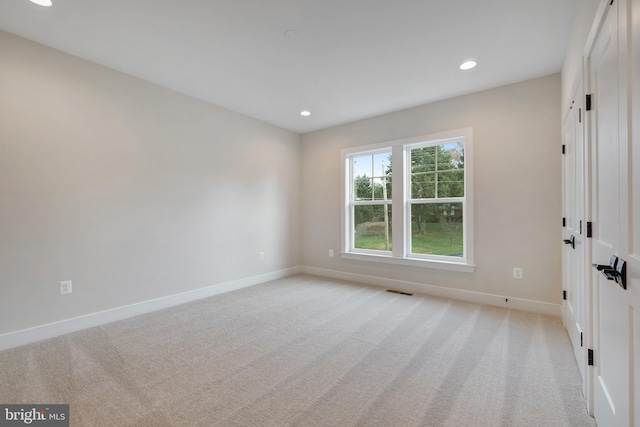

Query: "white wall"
(0, 30), (302, 335)
(301, 74), (562, 309)
(0, 25), (567, 341)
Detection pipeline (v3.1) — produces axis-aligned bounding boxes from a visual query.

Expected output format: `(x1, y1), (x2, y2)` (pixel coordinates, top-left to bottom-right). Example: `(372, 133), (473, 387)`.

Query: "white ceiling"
(0, 0), (575, 133)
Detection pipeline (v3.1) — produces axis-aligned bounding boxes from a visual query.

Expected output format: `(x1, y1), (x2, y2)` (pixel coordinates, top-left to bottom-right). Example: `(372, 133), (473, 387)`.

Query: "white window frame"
(341, 128), (474, 273)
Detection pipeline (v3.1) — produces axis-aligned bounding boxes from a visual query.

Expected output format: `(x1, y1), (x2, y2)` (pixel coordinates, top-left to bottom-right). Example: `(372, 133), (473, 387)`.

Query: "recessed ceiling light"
(300, 110), (311, 117)
(30, 0), (52, 6)
(459, 61), (477, 70)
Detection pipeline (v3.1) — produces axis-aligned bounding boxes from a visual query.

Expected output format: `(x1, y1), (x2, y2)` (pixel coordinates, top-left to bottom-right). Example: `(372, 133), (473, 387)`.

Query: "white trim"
(382, 127), (474, 148)
(340, 251), (475, 273)
(583, 0), (613, 58)
(301, 266), (561, 317)
(0, 267), (302, 352)
(392, 144), (406, 258)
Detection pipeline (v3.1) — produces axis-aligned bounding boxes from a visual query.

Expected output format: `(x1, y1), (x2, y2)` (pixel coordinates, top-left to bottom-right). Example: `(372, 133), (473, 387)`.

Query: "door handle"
(592, 255), (618, 271)
(563, 235), (575, 249)
(592, 255), (627, 290)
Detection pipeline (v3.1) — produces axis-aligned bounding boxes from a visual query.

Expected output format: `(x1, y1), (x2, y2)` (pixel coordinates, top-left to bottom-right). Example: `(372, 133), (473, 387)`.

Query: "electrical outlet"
(329, 249), (334, 257)
(259, 252), (265, 261)
(513, 268), (523, 279)
(59, 280), (72, 295)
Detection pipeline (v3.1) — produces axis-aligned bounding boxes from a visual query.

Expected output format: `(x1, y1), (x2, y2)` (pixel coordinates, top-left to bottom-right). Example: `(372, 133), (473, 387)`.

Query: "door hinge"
(563, 217), (566, 227)
(586, 94), (592, 111)
(579, 220), (582, 235)
(586, 221), (593, 238)
(588, 349), (594, 366)
(562, 144), (566, 154)
(563, 290), (567, 300)
(580, 332), (583, 347)
(579, 107), (582, 123)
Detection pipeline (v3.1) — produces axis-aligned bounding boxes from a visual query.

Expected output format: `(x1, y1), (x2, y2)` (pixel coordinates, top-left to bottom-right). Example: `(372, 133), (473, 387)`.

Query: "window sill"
(340, 252), (476, 273)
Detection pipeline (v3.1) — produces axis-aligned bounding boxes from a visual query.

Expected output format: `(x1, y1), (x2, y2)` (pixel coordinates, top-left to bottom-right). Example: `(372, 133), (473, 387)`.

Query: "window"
(408, 139), (465, 258)
(350, 149), (393, 252)
(342, 128), (474, 272)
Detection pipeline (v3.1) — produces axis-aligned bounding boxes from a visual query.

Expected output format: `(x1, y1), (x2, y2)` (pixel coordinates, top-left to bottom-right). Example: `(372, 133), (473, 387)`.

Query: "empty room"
(1, 0), (638, 426)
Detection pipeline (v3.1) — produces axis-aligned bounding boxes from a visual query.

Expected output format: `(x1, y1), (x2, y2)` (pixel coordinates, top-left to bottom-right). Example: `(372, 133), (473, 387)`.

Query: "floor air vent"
(386, 289), (413, 296)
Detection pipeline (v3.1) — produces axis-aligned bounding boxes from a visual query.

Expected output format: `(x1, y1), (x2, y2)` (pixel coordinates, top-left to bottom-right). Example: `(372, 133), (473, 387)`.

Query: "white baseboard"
(0, 265), (560, 352)
(301, 266), (562, 317)
(0, 267), (302, 352)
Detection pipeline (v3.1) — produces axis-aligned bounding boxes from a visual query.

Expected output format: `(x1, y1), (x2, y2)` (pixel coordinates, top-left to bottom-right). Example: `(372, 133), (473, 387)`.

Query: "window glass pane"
(411, 142), (464, 199)
(354, 204), (392, 251)
(436, 169), (464, 197)
(354, 176), (374, 200)
(372, 175), (392, 200)
(411, 173), (436, 199)
(352, 154), (373, 179)
(411, 146), (437, 172)
(436, 141), (463, 171)
(411, 146), (436, 199)
(373, 152), (392, 177)
(352, 152), (392, 201)
(411, 202), (463, 256)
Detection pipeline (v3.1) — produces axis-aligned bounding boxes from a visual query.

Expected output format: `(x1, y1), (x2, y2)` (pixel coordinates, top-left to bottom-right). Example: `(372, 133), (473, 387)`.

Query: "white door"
(620, 0), (640, 426)
(627, 0), (640, 422)
(586, 0), (639, 424)
(562, 80), (587, 392)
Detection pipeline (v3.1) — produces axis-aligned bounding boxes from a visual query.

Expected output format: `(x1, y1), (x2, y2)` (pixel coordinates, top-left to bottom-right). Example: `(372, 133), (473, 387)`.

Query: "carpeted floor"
(0, 275), (596, 426)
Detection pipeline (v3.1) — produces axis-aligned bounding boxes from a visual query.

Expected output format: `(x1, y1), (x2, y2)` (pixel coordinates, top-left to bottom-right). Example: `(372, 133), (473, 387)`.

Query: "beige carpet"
(0, 275), (595, 426)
